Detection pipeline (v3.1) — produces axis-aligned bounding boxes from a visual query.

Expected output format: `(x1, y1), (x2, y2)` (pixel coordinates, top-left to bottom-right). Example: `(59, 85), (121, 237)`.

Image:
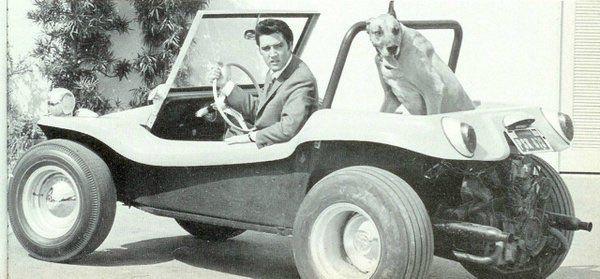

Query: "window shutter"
(573, 0), (600, 148)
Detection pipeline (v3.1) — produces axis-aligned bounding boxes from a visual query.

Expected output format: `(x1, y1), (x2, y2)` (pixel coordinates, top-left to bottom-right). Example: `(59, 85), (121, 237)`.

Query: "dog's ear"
(365, 17), (373, 34)
(388, 0), (397, 19)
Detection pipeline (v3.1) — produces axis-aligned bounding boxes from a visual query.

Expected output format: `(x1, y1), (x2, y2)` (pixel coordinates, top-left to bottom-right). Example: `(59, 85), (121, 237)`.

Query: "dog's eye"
(392, 27), (400, 35)
(372, 30), (383, 36)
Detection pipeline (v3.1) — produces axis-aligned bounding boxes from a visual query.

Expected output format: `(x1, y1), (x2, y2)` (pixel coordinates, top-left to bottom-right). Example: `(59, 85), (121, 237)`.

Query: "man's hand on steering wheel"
(203, 63), (228, 112)
(202, 62), (262, 137)
(206, 63), (230, 88)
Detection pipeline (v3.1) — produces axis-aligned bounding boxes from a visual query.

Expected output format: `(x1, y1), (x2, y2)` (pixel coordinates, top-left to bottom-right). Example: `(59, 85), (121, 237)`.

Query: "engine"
(431, 155), (592, 269)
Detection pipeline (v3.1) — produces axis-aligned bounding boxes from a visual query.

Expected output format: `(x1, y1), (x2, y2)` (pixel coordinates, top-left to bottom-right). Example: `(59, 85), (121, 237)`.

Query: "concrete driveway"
(7, 174), (600, 279)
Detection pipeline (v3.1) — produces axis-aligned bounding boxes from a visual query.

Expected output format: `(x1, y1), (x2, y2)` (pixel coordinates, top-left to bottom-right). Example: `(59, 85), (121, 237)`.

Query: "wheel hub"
(343, 214), (380, 273)
(310, 203), (381, 278)
(21, 166), (81, 240)
(44, 177), (78, 217)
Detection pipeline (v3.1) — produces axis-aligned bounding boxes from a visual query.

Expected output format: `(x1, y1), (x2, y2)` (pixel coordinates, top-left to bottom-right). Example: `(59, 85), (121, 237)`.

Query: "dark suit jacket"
(226, 55), (319, 148)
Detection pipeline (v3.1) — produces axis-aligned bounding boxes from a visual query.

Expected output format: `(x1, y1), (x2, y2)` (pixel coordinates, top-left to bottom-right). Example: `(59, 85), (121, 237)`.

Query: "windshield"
(172, 13), (312, 88)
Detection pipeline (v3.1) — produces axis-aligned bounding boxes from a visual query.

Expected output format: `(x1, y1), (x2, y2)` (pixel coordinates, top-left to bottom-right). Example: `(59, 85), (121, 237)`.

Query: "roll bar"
(322, 20), (463, 109)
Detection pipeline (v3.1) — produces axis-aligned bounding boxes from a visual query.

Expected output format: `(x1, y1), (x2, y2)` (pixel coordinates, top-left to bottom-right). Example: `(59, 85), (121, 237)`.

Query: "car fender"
(296, 109), (509, 161)
(298, 109), (476, 160)
(296, 107), (569, 161)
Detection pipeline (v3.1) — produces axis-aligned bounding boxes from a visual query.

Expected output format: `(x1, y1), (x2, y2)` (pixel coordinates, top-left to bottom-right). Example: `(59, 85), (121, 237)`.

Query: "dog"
(367, 1), (474, 115)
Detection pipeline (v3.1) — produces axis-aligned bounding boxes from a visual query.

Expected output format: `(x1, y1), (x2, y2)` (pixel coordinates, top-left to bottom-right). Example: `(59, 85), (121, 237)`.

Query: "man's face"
(258, 32), (292, 72)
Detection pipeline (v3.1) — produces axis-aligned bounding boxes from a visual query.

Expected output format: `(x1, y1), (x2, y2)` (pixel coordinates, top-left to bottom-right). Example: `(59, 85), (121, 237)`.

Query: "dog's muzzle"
(379, 45), (401, 70)
(387, 45), (399, 56)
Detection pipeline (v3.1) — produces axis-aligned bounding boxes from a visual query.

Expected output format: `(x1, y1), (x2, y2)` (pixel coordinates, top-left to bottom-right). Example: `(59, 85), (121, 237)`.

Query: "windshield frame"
(165, 10), (320, 90)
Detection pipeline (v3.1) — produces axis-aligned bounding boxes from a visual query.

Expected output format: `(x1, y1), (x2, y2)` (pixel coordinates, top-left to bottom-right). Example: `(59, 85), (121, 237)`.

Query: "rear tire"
(8, 139), (117, 262)
(462, 155), (574, 278)
(176, 219), (245, 241)
(293, 166), (433, 278)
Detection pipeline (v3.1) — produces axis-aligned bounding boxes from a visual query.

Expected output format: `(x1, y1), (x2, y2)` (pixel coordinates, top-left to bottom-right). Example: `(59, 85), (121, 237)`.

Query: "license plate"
(506, 128), (554, 154)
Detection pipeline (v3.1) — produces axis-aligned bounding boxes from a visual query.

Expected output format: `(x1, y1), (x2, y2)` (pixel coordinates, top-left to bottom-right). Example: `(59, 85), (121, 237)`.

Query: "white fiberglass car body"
(38, 103), (571, 166)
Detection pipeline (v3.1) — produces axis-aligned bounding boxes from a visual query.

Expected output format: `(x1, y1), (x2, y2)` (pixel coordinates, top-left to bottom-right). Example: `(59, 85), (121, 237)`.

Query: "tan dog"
(367, 3), (474, 115)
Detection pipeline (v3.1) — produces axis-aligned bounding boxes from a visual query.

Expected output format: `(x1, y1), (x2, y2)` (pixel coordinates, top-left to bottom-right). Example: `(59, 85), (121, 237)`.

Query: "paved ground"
(7, 174), (600, 279)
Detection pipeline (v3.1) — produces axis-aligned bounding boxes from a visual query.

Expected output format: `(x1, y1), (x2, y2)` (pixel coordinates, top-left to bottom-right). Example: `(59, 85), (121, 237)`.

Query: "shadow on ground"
(69, 232), (598, 279)
(69, 232), (474, 279)
(69, 231), (478, 279)
(73, 233), (300, 279)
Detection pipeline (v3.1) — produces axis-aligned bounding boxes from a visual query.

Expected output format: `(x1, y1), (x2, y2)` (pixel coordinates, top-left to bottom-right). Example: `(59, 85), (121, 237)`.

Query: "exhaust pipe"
(435, 222), (513, 265)
(435, 222), (513, 242)
(546, 212), (593, 232)
(453, 242), (505, 265)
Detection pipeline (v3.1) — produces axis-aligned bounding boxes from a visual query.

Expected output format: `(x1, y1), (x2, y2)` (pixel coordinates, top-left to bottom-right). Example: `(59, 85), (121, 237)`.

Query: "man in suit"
(207, 19), (319, 148)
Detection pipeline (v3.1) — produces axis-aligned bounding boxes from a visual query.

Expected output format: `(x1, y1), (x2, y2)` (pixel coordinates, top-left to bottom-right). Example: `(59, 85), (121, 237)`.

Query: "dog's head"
(367, 14), (403, 59)
(367, 2), (402, 59)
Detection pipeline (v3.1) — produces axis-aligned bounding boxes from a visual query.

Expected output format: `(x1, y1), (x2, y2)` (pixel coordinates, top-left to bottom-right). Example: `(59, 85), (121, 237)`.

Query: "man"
(207, 19), (319, 148)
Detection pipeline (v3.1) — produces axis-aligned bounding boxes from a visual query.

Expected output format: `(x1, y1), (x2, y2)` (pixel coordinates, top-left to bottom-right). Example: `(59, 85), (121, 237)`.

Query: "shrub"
(28, 0), (131, 114)
(129, 0), (209, 107)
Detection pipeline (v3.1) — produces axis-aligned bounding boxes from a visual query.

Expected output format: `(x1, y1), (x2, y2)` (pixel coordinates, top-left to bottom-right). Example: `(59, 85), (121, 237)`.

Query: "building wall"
(559, 1), (600, 173)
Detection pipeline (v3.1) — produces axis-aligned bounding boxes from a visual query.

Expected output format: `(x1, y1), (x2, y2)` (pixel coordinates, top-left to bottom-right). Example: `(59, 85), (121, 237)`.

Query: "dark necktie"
(264, 76), (276, 94)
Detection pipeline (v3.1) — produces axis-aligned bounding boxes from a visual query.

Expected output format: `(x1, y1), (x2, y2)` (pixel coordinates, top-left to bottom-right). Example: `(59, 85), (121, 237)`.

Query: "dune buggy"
(8, 10), (592, 278)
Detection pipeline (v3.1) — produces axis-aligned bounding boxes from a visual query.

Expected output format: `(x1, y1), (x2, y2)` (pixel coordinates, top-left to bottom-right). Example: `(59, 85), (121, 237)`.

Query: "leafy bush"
(129, 0), (209, 107)
(7, 55), (46, 172)
(29, 0), (130, 114)
(7, 113), (45, 173)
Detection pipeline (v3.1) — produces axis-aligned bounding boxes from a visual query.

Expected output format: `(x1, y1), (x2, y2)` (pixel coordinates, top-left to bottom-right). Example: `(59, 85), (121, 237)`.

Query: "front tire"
(293, 166), (433, 279)
(8, 139), (117, 262)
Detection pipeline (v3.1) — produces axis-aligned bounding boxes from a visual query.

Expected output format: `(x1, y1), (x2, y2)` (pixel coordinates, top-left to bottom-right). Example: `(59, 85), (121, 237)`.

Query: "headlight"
(541, 109), (574, 143)
(48, 88), (76, 116)
(558, 113), (574, 142)
(442, 117), (477, 157)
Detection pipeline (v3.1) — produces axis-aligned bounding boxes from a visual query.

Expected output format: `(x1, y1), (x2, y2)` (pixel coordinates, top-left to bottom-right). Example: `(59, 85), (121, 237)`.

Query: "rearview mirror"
(244, 29), (256, 40)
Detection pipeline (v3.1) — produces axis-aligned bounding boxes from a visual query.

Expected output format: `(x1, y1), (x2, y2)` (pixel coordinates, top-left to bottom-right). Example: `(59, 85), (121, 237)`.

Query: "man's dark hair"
(255, 19), (294, 49)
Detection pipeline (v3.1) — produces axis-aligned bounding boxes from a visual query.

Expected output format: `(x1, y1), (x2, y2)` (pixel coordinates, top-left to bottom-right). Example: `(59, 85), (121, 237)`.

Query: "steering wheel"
(212, 63), (262, 133)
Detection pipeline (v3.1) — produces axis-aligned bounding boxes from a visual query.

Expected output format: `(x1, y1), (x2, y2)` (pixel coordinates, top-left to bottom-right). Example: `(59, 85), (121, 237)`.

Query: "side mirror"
(244, 29), (256, 40)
